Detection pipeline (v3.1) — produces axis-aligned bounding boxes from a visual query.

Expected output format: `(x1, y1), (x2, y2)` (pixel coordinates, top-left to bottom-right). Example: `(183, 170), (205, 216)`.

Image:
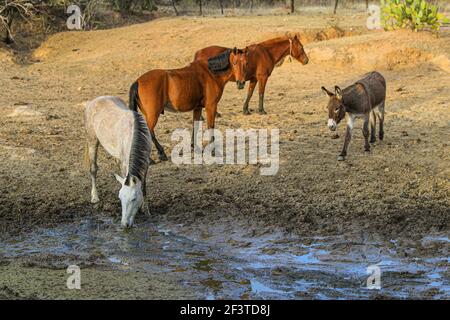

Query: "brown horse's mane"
(257, 36), (290, 48)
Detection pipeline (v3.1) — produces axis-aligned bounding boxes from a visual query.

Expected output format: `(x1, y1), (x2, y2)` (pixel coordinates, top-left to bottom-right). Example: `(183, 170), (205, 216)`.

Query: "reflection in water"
(1, 216), (449, 299)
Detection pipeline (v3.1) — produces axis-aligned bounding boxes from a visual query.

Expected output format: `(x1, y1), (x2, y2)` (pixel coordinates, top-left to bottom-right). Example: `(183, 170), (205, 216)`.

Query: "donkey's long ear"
(321, 86), (333, 97)
(334, 86), (342, 100)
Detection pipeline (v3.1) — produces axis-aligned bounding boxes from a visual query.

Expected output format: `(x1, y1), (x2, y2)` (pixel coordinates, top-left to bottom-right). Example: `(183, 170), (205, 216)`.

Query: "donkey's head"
(230, 47), (249, 90)
(322, 86), (346, 131)
(289, 34), (309, 65)
(115, 174), (144, 228)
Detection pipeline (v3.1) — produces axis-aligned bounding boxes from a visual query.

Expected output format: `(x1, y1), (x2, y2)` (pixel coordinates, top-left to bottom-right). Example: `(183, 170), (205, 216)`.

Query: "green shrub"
(381, 0), (449, 32)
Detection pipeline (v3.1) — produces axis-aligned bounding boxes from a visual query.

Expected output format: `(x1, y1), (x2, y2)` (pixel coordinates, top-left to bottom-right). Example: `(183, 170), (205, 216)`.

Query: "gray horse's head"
(115, 174), (143, 228)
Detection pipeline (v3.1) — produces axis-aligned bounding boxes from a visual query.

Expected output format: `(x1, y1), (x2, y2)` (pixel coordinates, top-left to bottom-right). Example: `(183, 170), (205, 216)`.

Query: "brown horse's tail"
(129, 81), (140, 112)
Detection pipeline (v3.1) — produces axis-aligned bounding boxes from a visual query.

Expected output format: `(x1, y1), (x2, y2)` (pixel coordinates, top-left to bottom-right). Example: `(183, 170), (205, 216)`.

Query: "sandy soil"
(0, 13), (449, 298)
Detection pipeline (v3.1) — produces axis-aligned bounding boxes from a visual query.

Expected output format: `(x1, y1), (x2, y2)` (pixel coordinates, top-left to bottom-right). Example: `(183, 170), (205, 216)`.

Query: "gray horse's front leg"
(88, 139), (100, 203)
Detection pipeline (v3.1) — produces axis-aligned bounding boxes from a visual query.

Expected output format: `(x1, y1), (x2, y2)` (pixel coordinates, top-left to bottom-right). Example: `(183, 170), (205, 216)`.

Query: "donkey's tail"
(129, 81), (140, 112)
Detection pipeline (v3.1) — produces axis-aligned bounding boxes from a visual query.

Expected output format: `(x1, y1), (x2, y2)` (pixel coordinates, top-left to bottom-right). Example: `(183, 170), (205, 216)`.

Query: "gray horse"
(84, 96), (151, 227)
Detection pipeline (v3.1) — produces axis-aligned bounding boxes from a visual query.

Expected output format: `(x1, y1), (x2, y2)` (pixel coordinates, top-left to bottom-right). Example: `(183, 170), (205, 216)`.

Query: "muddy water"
(1, 216), (448, 299)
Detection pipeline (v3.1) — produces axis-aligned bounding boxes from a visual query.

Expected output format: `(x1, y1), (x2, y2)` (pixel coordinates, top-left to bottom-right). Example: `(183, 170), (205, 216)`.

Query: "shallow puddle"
(1, 216), (448, 299)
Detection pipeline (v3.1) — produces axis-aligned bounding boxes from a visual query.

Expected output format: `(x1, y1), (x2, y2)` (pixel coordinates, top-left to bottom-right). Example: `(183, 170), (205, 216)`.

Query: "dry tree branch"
(0, 0), (36, 43)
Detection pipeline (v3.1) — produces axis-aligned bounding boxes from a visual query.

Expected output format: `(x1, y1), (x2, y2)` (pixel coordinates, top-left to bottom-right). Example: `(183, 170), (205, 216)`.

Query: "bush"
(381, 0), (449, 32)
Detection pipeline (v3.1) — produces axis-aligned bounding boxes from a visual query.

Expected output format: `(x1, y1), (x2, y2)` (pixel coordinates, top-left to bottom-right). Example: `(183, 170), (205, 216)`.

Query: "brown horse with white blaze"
(194, 34), (309, 115)
(129, 48), (249, 162)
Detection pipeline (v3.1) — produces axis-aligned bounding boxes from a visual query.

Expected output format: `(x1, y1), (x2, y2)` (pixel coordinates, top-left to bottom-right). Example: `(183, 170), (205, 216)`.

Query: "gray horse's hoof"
(337, 155), (345, 161)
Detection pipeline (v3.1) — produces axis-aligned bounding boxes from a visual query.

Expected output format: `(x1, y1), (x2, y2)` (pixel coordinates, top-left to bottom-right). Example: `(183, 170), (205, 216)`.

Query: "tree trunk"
(333, 0), (339, 14)
(199, 0), (202, 16)
(250, 0), (253, 13)
(290, 0), (294, 13)
(172, 0), (179, 16)
(366, 0), (369, 9)
(219, 0), (224, 14)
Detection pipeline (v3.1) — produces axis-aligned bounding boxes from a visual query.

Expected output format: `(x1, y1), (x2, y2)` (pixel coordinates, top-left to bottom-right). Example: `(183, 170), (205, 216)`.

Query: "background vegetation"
(1, 0), (449, 49)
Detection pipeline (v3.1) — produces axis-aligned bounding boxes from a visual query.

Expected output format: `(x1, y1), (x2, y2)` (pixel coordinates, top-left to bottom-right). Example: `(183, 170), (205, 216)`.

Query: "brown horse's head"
(289, 35), (309, 65)
(230, 47), (249, 90)
(322, 86), (346, 131)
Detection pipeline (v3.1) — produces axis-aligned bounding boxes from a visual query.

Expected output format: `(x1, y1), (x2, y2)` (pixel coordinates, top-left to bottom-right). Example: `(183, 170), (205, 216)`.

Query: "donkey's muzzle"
(328, 119), (337, 131)
(236, 81), (245, 90)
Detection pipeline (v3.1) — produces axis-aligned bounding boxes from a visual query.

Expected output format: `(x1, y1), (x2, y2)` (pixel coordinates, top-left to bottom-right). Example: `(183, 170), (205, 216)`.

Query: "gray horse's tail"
(129, 81), (140, 112)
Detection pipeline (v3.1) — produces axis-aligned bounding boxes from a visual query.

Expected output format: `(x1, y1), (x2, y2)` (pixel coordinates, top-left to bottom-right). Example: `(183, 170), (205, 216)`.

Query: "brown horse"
(129, 48), (248, 162)
(194, 34), (309, 115)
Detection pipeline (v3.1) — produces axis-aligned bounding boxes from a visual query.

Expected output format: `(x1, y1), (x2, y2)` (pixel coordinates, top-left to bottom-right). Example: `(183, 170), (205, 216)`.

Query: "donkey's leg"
(369, 110), (377, 143)
(363, 115), (371, 152)
(338, 115), (354, 161)
(378, 101), (385, 141)
(243, 79), (257, 115)
(257, 77), (268, 115)
(88, 138), (100, 203)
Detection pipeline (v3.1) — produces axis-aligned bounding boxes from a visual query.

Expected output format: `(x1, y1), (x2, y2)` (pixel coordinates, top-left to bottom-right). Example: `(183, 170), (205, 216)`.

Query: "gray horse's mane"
(126, 112), (151, 184)
(208, 49), (231, 74)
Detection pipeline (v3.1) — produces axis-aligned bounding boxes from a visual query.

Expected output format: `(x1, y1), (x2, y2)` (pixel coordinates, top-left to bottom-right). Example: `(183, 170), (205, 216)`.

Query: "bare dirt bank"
(0, 14), (448, 251)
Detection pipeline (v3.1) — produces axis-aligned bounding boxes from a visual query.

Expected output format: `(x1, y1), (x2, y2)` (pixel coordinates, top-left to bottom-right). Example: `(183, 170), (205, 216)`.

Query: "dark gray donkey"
(322, 71), (386, 161)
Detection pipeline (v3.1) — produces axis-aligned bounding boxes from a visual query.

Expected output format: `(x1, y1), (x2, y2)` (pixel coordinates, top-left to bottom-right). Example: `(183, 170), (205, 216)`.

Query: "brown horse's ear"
(232, 47), (237, 54)
(334, 86), (342, 100)
(321, 86), (333, 97)
(294, 34), (298, 40)
(245, 46), (249, 56)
